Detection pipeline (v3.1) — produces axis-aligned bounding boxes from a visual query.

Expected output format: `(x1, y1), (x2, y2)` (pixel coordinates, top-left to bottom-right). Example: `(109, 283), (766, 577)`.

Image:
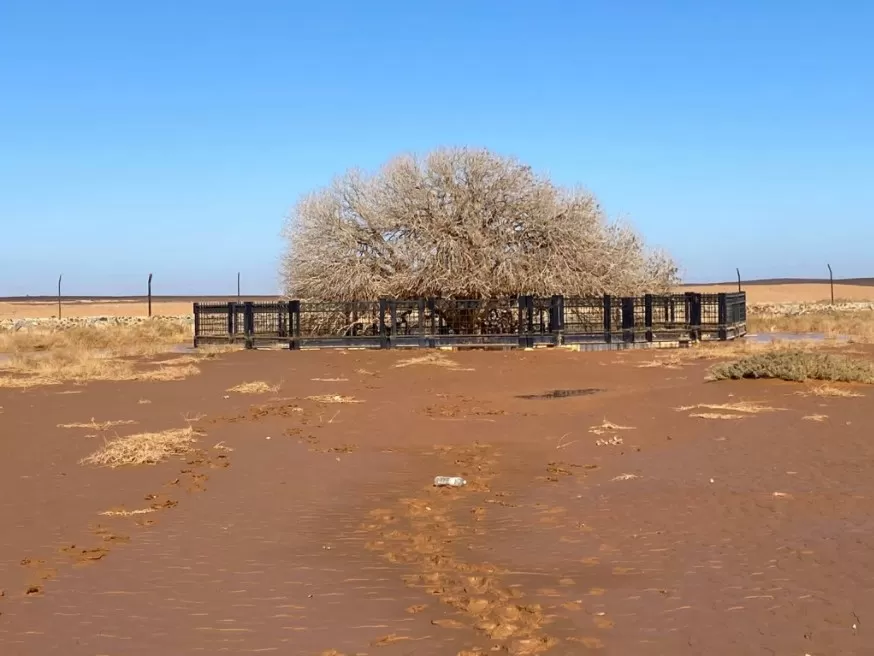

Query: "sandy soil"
(0, 300), (194, 319)
(1, 346), (872, 654)
(3, 283), (874, 319)
(682, 283), (874, 304)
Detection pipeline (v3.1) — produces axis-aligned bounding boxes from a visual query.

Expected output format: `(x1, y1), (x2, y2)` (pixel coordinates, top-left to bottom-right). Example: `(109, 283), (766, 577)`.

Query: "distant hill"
(687, 278), (874, 287)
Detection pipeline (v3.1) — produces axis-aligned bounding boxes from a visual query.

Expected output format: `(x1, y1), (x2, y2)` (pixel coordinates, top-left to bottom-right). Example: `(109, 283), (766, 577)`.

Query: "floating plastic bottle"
(434, 476), (467, 487)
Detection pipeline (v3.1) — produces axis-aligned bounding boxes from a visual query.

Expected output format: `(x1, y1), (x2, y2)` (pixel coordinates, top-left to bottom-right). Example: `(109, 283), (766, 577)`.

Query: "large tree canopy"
(282, 148), (678, 300)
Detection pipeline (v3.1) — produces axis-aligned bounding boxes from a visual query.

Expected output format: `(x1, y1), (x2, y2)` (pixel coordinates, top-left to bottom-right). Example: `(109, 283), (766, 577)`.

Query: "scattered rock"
(1, 315), (193, 333)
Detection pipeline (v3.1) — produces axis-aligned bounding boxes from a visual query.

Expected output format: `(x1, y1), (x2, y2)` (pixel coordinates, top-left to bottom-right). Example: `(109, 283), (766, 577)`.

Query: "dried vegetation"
(226, 381), (280, 394)
(676, 401), (783, 420)
(748, 306), (874, 343)
(710, 350), (874, 384)
(81, 427), (199, 467)
(0, 324), (237, 388)
(282, 147), (677, 301)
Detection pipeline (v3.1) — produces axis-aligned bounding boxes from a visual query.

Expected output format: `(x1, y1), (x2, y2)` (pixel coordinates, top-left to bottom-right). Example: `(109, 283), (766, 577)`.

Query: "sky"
(1, 1), (872, 296)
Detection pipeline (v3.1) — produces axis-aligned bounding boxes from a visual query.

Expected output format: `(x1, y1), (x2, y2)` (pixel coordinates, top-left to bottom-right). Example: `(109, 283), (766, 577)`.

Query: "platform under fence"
(193, 292), (747, 350)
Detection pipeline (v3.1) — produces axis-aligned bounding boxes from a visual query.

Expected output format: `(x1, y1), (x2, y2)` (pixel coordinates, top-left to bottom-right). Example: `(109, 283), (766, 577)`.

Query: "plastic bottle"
(434, 476), (467, 487)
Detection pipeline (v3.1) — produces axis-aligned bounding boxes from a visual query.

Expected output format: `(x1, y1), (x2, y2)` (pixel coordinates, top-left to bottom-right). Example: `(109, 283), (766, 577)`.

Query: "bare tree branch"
(281, 148), (678, 300)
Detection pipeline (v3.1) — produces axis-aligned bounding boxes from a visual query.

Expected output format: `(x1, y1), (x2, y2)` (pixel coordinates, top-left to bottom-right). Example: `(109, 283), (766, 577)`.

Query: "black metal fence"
(193, 292), (747, 350)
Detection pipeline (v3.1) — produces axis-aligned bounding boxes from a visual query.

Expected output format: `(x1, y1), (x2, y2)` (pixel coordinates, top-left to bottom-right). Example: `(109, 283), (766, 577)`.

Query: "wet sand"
(1, 347), (873, 654)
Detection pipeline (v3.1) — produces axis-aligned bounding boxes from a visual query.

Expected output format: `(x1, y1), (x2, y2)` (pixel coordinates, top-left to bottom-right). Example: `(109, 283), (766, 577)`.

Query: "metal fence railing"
(193, 292), (747, 349)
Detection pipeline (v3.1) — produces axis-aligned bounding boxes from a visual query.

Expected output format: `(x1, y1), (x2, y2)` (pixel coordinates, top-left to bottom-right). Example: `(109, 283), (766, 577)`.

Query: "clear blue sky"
(1, 1), (872, 296)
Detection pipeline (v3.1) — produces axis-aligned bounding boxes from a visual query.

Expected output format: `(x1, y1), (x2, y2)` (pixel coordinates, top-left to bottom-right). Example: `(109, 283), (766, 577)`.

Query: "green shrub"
(710, 350), (874, 383)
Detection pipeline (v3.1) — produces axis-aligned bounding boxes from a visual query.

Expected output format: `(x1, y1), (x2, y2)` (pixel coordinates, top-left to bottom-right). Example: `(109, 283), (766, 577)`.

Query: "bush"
(710, 350), (874, 383)
(281, 147), (678, 300)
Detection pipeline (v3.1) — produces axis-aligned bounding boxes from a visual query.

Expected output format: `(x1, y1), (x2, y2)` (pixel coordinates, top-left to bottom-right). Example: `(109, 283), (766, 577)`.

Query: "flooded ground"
(1, 346), (873, 654)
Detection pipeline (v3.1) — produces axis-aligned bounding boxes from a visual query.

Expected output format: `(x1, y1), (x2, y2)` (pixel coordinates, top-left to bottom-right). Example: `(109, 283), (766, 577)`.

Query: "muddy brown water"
(1, 347), (873, 654)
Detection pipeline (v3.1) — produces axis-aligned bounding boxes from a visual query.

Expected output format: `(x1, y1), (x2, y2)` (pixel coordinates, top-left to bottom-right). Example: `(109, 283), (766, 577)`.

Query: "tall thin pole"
(58, 274), (63, 319)
(237, 272), (241, 303)
(148, 273), (153, 317)
(827, 264), (834, 305)
(736, 268), (741, 293)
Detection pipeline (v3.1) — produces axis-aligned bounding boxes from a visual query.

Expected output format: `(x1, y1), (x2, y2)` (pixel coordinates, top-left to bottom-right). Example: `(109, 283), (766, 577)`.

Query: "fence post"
(717, 293), (728, 340)
(227, 301), (236, 344)
(388, 300), (397, 349)
(644, 294), (653, 342)
(416, 298), (427, 347)
(378, 299), (389, 349)
(289, 300), (300, 350)
(244, 301), (255, 349)
(518, 294), (534, 348)
(621, 297), (635, 343)
(827, 264), (834, 305)
(526, 296), (536, 347)
(193, 302), (200, 348)
(147, 273), (153, 318)
(551, 294), (564, 346)
(686, 292), (702, 341)
(427, 298), (437, 347)
(603, 294), (612, 344)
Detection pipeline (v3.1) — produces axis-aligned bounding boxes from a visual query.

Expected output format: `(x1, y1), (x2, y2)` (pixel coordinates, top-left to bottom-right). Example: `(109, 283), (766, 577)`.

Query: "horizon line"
(2, 277), (872, 302)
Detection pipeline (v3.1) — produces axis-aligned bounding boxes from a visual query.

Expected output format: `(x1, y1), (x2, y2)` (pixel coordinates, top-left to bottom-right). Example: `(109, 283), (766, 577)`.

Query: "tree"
(281, 148), (678, 300)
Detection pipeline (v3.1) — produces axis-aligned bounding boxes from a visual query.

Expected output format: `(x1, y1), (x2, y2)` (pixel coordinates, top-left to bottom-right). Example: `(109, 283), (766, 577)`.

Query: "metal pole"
(827, 264), (834, 305)
(148, 273), (153, 317)
(736, 268), (741, 293)
(237, 272), (241, 303)
(58, 274), (62, 319)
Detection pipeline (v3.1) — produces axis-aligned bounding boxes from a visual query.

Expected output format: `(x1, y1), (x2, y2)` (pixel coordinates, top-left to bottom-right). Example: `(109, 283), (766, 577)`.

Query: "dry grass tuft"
(796, 384), (863, 398)
(393, 353), (472, 371)
(0, 349), (201, 388)
(710, 350), (874, 384)
(589, 420), (635, 435)
(226, 381), (280, 394)
(306, 394), (361, 404)
(803, 414), (829, 422)
(636, 353), (685, 369)
(138, 363), (200, 381)
(81, 427), (198, 467)
(0, 321), (191, 357)
(0, 323), (240, 389)
(690, 412), (746, 420)
(99, 508), (158, 517)
(58, 418), (137, 431)
(676, 401), (782, 414)
(678, 400), (783, 420)
(748, 308), (874, 343)
(0, 374), (58, 389)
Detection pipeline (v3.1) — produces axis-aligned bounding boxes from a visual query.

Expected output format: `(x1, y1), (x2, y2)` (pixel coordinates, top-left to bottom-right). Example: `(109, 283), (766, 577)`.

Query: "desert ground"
(1, 290), (874, 655)
(3, 282), (874, 320)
